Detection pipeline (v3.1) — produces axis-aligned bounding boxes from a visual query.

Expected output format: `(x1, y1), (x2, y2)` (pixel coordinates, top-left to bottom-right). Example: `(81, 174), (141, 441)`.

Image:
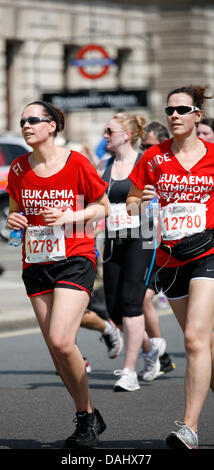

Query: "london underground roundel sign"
(73, 44), (115, 80)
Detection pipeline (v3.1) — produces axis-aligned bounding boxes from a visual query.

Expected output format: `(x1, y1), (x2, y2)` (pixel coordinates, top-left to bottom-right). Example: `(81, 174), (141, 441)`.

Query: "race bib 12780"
(161, 203), (206, 240)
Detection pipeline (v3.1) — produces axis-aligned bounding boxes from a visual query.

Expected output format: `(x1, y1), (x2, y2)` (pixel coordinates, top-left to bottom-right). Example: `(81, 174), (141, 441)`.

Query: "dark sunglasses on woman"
(164, 105), (200, 116)
(20, 117), (52, 128)
(104, 127), (116, 135)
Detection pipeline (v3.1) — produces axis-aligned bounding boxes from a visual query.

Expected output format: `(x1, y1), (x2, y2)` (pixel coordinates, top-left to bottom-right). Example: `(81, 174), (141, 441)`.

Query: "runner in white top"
(102, 112), (161, 392)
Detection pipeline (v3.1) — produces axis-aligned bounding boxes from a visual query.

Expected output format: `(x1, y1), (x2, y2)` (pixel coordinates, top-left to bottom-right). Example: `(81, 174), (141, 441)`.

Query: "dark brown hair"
(167, 85), (213, 110)
(26, 100), (65, 137)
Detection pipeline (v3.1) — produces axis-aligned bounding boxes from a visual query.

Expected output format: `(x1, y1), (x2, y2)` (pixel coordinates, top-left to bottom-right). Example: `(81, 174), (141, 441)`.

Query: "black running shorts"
(158, 254), (214, 300)
(22, 256), (96, 297)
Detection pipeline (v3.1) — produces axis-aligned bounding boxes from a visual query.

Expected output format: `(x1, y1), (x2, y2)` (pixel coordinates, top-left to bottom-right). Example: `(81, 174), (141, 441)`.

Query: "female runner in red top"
(6, 100), (109, 448)
(127, 85), (214, 449)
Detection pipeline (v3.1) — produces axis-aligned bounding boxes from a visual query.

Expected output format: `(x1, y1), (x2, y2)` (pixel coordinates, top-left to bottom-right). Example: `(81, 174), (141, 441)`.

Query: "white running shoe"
(166, 421), (198, 449)
(114, 368), (140, 391)
(138, 347), (161, 381)
(151, 338), (166, 357)
(101, 320), (123, 359)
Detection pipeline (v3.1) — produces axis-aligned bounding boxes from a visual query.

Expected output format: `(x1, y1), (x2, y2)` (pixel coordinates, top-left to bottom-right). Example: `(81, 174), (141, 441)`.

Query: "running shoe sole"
(114, 386), (140, 392)
(166, 432), (197, 449)
(114, 383), (141, 392)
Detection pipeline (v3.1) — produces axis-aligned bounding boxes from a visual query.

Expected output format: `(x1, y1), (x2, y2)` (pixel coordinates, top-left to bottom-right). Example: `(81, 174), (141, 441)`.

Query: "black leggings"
(103, 238), (155, 326)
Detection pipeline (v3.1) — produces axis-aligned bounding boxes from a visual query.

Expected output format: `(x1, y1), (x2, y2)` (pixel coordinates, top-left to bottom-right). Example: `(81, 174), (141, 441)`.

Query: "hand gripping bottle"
(8, 212), (24, 247)
(145, 187), (159, 219)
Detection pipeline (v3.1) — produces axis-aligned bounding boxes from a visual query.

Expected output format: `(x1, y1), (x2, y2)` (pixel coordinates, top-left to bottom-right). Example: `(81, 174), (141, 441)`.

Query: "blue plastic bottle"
(146, 188), (159, 219)
(8, 212), (24, 247)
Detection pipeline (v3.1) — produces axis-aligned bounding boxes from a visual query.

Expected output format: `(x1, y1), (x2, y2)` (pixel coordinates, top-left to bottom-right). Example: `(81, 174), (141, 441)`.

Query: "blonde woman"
(102, 112), (161, 391)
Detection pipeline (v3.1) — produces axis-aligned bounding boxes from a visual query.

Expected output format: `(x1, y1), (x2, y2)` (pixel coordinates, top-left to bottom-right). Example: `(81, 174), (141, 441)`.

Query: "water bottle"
(8, 212), (24, 247)
(145, 187), (159, 219)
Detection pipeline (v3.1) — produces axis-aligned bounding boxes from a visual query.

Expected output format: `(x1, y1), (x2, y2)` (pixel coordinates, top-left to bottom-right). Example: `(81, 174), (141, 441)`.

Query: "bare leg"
(168, 279), (214, 432)
(122, 314), (145, 371)
(30, 292), (61, 372)
(210, 331), (214, 392)
(143, 288), (162, 338)
(31, 288), (93, 413)
(141, 329), (153, 353)
(81, 310), (107, 332)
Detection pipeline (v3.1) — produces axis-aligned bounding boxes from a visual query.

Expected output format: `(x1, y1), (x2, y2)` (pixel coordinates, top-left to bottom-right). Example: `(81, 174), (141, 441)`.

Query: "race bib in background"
(106, 203), (140, 232)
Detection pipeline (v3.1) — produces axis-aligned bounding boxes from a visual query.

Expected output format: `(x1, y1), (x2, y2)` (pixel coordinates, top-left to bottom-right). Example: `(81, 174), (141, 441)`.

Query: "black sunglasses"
(104, 127), (116, 136)
(164, 105), (200, 116)
(20, 117), (52, 128)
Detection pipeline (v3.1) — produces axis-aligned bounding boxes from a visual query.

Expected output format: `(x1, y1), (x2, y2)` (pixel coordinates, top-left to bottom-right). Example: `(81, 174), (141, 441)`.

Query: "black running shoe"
(65, 408), (106, 448)
(160, 353), (176, 373)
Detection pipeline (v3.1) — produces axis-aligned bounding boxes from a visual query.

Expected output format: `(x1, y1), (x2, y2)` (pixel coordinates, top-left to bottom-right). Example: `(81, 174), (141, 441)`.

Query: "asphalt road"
(0, 240), (213, 466)
(0, 317), (213, 449)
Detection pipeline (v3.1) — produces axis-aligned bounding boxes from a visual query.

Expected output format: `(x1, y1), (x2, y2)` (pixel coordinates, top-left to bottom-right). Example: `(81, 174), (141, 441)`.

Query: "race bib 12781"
(25, 225), (66, 263)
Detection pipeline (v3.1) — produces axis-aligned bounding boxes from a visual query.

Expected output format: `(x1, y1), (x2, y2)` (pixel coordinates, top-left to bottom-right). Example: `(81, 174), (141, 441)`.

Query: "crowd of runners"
(5, 84), (214, 450)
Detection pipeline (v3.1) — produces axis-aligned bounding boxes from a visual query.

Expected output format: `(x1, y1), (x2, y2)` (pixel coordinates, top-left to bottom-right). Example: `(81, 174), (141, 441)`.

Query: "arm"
(126, 184), (143, 216)
(41, 192), (110, 227)
(7, 197), (28, 230)
(126, 184), (156, 216)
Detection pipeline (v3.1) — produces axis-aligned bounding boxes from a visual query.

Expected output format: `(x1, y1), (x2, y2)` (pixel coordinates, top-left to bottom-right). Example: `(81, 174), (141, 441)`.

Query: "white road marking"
(0, 327), (40, 338)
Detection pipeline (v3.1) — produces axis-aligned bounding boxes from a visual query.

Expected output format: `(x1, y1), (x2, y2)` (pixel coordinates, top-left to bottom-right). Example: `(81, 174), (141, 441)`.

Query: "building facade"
(0, 0), (214, 147)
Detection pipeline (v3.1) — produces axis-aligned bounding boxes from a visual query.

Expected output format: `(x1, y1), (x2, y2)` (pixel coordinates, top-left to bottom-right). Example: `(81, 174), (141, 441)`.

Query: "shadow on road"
(0, 438), (167, 449)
